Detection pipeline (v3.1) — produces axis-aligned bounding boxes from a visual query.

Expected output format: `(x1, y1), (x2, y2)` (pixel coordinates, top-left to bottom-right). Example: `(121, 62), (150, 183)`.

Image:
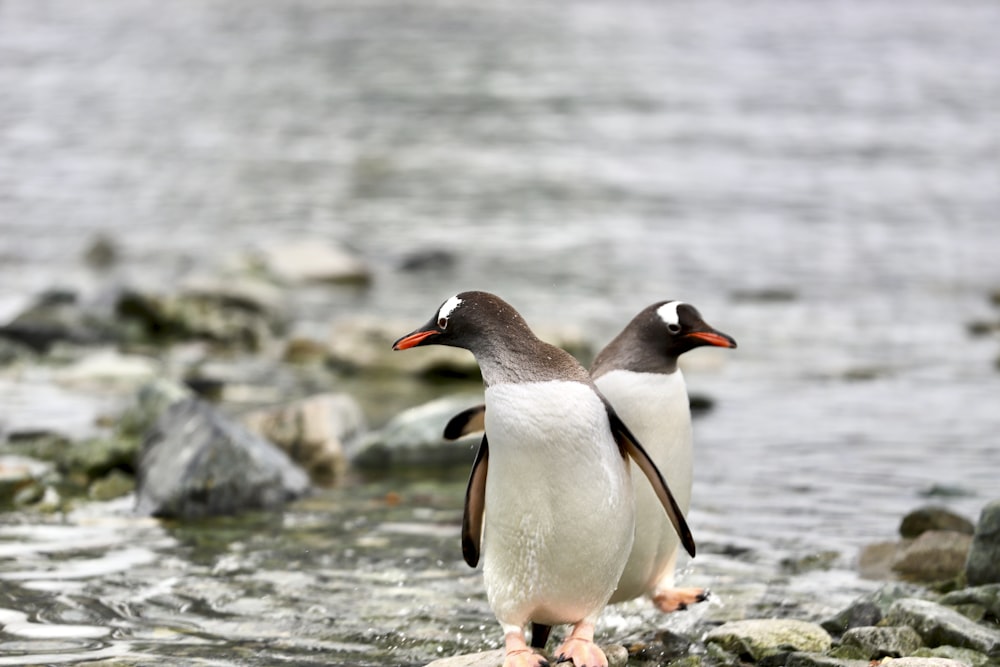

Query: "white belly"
(596, 370), (693, 602)
(482, 381), (635, 628)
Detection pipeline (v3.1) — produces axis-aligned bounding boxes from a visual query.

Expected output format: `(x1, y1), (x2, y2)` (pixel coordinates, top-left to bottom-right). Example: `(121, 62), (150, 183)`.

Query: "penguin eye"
(438, 317), (448, 329)
(666, 323), (682, 334)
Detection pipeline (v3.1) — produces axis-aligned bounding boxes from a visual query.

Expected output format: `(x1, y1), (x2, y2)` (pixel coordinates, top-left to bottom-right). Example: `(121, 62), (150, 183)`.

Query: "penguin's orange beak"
(686, 330), (737, 349)
(392, 328), (439, 350)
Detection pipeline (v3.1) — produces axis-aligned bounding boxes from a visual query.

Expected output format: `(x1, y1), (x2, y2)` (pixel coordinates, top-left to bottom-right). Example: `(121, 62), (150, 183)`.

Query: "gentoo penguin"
(444, 300), (736, 625)
(393, 291), (694, 667)
(592, 300), (735, 613)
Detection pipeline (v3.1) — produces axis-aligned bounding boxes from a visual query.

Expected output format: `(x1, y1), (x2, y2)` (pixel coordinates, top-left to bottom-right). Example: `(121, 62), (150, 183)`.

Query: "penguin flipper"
(605, 403), (697, 558)
(461, 434), (489, 567)
(444, 404), (487, 440)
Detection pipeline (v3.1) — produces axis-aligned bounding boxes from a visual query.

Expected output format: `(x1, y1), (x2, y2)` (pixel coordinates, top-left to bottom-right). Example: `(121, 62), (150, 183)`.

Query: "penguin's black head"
(392, 291), (530, 354)
(649, 300), (737, 355)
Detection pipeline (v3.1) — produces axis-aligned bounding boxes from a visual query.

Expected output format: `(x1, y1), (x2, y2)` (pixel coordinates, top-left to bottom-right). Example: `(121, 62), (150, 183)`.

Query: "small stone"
(0, 456), (52, 507)
(283, 336), (328, 364)
(885, 598), (1000, 654)
(254, 240), (372, 285)
(841, 625), (923, 659)
(83, 234), (118, 268)
(704, 619), (832, 661)
(900, 507), (975, 538)
(398, 248), (456, 272)
(891, 530), (973, 583)
(966, 499), (1000, 586)
(88, 470), (135, 501)
(940, 584), (1000, 621)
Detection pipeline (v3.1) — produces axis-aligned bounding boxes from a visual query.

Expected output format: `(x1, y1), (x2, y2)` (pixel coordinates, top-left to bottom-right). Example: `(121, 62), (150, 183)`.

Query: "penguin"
(592, 300), (736, 612)
(444, 300), (736, 624)
(392, 291), (694, 667)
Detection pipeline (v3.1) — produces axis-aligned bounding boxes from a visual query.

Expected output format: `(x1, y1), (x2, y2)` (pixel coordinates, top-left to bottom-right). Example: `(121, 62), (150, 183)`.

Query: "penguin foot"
(504, 631), (550, 667)
(554, 622), (606, 667)
(652, 587), (709, 613)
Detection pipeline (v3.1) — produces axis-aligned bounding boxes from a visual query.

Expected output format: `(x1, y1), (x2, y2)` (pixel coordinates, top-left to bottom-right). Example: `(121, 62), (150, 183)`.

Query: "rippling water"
(2, 0), (999, 664)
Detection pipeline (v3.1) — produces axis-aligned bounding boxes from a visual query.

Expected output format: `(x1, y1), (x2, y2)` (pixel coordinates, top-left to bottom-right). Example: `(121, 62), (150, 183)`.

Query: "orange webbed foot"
(553, 622), (606, 667)
(504, 631), (550, 667)
(652, 587), (709, 613)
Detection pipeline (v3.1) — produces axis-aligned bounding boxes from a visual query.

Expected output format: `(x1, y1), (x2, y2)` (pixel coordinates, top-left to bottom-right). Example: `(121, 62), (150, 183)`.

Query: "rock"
(0, 336), (36, 366)
(60, 436), (139, 480)
(730, 287), (798, 303)
(398, 248), (456, 272)
(891, 531), (973, 583)
(940, 584), (1000, 621)
(966, 499), (1000, 586)
(88, 470), (135, 501)
(55, 350), (160, 390)
(135, 398), (310, 519)
(253, 240), (372, 285)
(911, 645), (992, 666)
(242, 393), (365, 486)
(885, 598), (1000, 654)
(351, 395), (483, 469)
(859, 540), (903, 580)
(282, 336), (328, 364)
(704, 619), (832, 661)
(822, 583), (925, 635)
(83, 234), (118, 269)
(116, 378), (196, 438)
(0, 289), (113, 352)
(783, 653), (868, 667)
(840, 625), (923, 659)
(0, 456), (51, 508)
(328, 316), (480, 379)
(424, 645), (627, 667)
(900, 507), (975, 538)
(871, 659), (969, 667)
(115, 286), (280, 350)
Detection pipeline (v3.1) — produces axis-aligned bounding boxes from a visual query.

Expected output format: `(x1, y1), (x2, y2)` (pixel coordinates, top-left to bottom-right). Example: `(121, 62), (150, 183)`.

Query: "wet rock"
(88, 469), (135, 501)
(115, 285), (280, 350)
(351, 395), (483, 469)
(704, 619), (832, 661)
(0, 456), (51, 508)
(55, 350), (161, 389)
(135, 398), (310, 519)
(783, 653), (868, 667)
(840, 625), (923, 659)
(822, 583), (924, 635)
(940, 584), (1000, 621)
(891, 530), (973, 583)
(900, 506), (975, 538)
(911, 645), (992, 666)
(423, 644), (628, 667)
(966, 499), (1000, 586)
(885, 598), (1000, 654)
(242, 393), (365, 486)
(870, 659), (969, 667)
(0, 289), (113, 352)
(328, 316), (480, 378)
(252, 240), (372, 285)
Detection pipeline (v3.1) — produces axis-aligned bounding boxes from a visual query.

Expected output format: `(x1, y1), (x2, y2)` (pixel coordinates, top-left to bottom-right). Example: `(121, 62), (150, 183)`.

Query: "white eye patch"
(438, 295), (464, 321)
(656, 301), (684, 327)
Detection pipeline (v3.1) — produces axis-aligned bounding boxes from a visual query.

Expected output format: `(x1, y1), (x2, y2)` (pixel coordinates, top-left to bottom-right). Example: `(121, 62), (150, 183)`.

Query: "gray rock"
(117, 378), (196, 438)
(821, 583), (926, 636)
(966, 499), (1000, 586)
(911, 645), (992, 666)
(900, 506), (975, 538)
(704, 619), (832, 661)
(869, 659), (969, 667)
(859, 540), (904, 580)
(351, 395), (483, 469)
(0, 289), (114, 352)
(885, 598), (1000, 655)
(242, 393), (365, 486)
(841, 625), (923, 659)
(252, 240), (372, 285)
(891, 530), (973, 583)
(784, 653), (868, 667)
(940, 584), (1000, 621)
(135, 398), (310, 519)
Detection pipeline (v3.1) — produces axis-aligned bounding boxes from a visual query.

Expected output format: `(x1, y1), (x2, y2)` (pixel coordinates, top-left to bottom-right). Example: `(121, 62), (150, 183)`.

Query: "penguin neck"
(591, 329), (680, 379)
(474, 335), (590, 387)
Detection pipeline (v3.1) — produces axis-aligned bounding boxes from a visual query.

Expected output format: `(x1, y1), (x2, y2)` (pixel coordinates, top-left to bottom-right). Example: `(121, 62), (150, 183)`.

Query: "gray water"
(2, 0), (1000, 664)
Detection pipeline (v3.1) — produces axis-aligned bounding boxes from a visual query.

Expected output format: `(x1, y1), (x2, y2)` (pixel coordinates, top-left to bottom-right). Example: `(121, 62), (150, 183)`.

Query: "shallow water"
(2, 0), (1000, 664)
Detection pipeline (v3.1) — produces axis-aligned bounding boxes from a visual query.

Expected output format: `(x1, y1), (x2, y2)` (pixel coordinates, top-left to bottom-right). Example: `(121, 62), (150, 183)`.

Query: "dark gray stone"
(966, 499), (1000, 586)
(900, 506), (975, 538)
(885, 598), (1000, 655)
(822, 583), (924, 635)
(841, 625), (923, 659)
(135, 398), (310, 519)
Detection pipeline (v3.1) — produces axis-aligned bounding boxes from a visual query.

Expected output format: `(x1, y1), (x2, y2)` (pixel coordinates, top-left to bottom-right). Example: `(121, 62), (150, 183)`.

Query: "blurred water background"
(1, 1), (999, 665)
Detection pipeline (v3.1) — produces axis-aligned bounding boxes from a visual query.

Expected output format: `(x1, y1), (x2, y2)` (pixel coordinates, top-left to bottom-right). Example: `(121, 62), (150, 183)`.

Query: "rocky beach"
(3, 0), (1000, 665)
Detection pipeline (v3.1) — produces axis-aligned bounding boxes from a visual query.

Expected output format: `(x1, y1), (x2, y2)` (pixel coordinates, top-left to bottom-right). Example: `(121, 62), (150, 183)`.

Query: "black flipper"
(530, 622), (552, 649)
(605, 401), (696, 558)
(461, 435), (489, 567)
(444, 404), (487, 440)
